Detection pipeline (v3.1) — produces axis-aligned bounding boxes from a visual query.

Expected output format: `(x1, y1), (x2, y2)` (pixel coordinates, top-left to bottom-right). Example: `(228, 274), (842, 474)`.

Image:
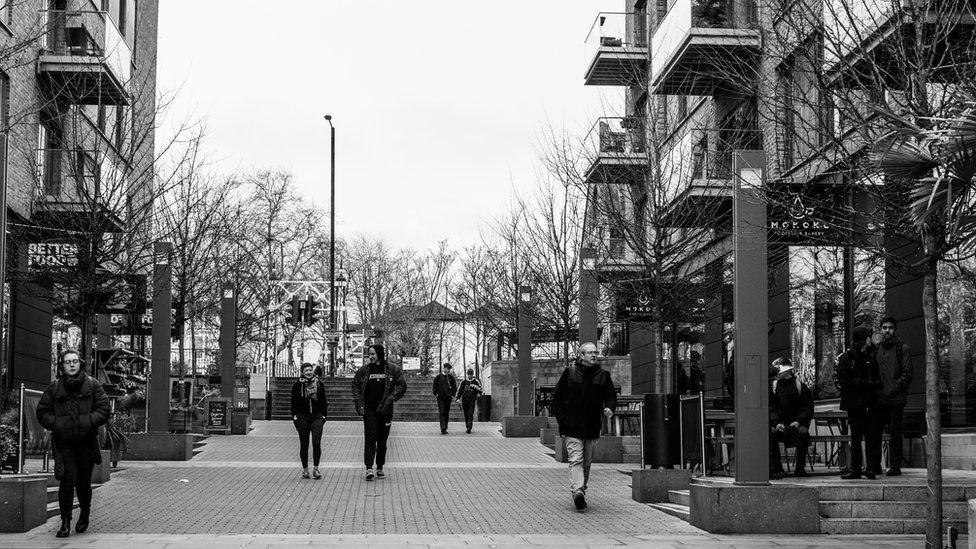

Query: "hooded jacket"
(352, 362), (407, 417)
(36, 374), (110, 469)
(551, 359), (617, 440)
(834, 347), (882, 411)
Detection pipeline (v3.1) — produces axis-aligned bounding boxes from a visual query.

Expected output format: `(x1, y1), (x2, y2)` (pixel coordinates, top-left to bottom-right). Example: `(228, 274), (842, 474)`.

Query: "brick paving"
(3, 420), (942, 547)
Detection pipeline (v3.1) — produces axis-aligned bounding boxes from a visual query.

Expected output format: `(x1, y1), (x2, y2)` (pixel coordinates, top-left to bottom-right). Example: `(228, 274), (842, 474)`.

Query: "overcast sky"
(156, 1), (623, 252)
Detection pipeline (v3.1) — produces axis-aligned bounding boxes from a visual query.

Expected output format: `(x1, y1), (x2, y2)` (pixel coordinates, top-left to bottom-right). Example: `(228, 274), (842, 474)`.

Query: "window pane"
(938, 260), (976, 428)
(790, 246), (845, 398)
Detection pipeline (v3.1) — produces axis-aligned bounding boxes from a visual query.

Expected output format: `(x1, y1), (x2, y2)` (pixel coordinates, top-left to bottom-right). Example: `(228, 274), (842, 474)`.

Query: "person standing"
(35, 349), (110, 538)
(875, 316), (913, 476)
(455, 368), (482, 434)
(768, 358), (814, 479)
(432, 363), (457, 434)
(352, 344), (407, 480)
(835, 325), (884, 480)
(552, 342), (617, 512)
(291, 363), (328, 479)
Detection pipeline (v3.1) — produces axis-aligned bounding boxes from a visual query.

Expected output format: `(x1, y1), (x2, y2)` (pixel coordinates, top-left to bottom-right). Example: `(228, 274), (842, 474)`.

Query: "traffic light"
(283, 297), (302, 326)
(311, 297), (329, 326)
(304, 297), (318, 325)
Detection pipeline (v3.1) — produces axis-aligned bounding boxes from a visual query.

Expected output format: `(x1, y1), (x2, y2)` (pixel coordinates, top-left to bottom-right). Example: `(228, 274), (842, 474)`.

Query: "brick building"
(0, 0), (159, 396)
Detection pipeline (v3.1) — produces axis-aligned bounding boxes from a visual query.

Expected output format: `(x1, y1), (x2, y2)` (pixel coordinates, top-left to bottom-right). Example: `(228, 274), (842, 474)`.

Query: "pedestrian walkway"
(1, 420), (939, 547)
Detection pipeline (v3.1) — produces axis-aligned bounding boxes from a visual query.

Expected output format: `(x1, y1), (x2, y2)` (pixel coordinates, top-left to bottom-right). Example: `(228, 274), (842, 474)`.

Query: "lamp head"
(324, 114), (332, 121)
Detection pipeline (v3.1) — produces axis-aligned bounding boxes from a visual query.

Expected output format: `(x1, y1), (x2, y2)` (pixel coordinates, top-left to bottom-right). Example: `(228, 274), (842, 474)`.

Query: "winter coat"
(769, 378), (814, 428)
(552, 359), (617, 440)
(290, 378), (329, 418)
(834, 347), (882, 411)
(352, 362), (407, 417)
(457, 378), (483, 402)
(35, 374), (110, 467)
(876, 337), (913, 406)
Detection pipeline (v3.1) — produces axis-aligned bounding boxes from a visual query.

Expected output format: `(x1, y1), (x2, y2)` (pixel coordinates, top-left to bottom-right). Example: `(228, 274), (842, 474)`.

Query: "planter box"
(91, 450), (111, 484)
(125, 433), (194, 461)
(553, 435), (624, 463)
(231, 411), (251, 434)
(0, 476), (47, 532)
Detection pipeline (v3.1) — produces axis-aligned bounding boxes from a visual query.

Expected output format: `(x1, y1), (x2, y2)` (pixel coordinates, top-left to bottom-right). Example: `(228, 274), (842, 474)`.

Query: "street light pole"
(324, 115), (336, 375)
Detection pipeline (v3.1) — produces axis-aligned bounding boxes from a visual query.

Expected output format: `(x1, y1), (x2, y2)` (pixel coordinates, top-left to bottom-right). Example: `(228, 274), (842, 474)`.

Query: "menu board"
(206, 398), (231, 432)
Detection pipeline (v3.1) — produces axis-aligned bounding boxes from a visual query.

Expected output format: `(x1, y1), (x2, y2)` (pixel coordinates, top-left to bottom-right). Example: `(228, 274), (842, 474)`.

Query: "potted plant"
(104, 411), (134, 467)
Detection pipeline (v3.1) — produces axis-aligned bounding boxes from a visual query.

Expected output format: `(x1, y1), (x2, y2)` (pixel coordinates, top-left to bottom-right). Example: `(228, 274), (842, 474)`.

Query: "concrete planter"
(690, 482), (819, 534)
(553, 436), (624, 463)
(125, 432), (195, 460)
(0, 476), (47, 532)
(631, 468), (693, 503)
(231, 410), (251, 434)
(501, 416), (548, 438)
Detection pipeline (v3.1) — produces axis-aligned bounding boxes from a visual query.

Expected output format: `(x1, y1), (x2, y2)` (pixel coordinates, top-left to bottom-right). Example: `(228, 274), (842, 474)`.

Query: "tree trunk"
(178, 305), (186, 406)
(921, 253), (943, 549)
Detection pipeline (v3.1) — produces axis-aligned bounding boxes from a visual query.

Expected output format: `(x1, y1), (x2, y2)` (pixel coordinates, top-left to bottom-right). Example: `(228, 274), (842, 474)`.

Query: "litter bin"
(477, 395), (491, 421)
(642, 393), (681, 468)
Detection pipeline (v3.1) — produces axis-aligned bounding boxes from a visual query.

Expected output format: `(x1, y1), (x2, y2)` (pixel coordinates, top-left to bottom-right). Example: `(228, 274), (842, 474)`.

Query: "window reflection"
(789, 247), (845, 398)
(938, 260), (976, 428)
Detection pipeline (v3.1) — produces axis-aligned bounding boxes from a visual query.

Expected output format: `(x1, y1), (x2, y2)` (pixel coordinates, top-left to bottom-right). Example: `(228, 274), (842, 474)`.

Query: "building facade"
(0, 0), (159, 397)
(580, 0), (976, 437)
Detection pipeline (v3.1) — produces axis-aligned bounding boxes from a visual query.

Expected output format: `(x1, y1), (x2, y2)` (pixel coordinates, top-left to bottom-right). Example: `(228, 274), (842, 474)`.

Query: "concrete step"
(622, 453), (641, 464)
(648, 502), (690, 522)
(45, 483), (103, 519)
(820, 517), (968, 535)
(820, 499), (970, 520)
(669, 489), (690, 507)
(814, 484), (974, 502)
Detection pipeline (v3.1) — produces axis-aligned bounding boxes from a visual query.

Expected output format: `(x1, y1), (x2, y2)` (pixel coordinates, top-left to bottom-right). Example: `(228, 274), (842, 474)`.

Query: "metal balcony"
(659, 127), (762, 228)
(584, 12), (649, 86)
(649, 0), (760, 95)
(34, 148), (125, 233)
(37, 10), (132, 106)
(581, 117), (648, 186)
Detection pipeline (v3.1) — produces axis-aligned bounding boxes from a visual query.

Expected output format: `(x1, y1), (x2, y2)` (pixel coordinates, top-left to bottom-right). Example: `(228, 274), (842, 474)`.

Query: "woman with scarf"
(36, 348), (111, 538)
(291, 362), (328, 479)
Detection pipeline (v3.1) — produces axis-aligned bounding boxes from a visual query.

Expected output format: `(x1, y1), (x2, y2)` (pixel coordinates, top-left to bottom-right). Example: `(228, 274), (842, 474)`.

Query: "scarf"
(302, 376), (319, 400)
(63, 372), (85, 393)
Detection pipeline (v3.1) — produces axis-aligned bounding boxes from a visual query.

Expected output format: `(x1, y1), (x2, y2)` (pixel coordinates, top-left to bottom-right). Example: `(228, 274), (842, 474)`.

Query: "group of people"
(432, 363), (483, 434)
(767, 316), (913, 480)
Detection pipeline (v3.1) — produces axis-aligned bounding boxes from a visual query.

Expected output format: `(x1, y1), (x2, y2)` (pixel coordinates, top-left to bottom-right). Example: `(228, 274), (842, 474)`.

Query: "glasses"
(63, 359), (81, 365)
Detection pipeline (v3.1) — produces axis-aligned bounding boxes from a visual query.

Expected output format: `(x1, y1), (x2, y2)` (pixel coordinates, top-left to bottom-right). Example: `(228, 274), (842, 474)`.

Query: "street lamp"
(324, 114), (336, 375)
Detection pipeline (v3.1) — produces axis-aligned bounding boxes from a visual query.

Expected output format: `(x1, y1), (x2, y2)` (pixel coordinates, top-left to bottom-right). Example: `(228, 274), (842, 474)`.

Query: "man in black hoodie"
(875, 316), (913, 476)
(835, 325), (884, 479)
(552, 342), (617, 512)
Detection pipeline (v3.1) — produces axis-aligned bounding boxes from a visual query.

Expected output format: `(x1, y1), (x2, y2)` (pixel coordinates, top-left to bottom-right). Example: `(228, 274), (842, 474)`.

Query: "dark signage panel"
(767, 187), (847, 245)
(206, 398), (231, 432)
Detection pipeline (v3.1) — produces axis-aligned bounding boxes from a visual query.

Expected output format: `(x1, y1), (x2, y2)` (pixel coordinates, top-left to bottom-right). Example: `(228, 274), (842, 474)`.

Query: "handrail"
(585, 12), (648, 47)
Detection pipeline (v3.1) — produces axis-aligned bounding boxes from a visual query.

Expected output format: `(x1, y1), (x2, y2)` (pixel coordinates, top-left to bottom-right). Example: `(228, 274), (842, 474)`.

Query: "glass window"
(937, 260), (976, 428)
(789, 246), (845, 398)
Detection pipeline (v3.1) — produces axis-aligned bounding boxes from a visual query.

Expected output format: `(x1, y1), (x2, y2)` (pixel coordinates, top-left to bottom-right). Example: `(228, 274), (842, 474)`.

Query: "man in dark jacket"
(36, 349), (110, 538)
(432, 363), (457, 434)
(835, 325), (884, 479)
(455, 368), (482, 434)
(769, 358), (814, 478)
(351, 344), (407, 480)
(552, 342), (617, 512)
(875, 316), (912, 476)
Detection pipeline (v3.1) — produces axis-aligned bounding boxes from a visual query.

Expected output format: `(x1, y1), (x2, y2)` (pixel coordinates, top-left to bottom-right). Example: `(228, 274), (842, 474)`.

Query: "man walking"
(835, 325), (884, 479)
(352, 344), (407, 481)
(552, 342), (617, 512)
(455, 368), (482, 434)
(768, 358), (814, 479)
(875, 316), (913, 476)
(432, 363), (457, 434)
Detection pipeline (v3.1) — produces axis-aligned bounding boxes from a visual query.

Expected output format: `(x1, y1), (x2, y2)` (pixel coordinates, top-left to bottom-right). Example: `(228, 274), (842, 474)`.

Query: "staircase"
(817, 483), (971, 534)
(270, 375), (443, 421)
(649, 489), (691, 522)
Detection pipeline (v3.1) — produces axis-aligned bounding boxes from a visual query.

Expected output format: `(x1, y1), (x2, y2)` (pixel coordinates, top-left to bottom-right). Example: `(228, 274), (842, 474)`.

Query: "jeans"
(770, 424), (811, 472)
(460, 399), (476, 430)
(565, 436), (597, 495)
(56, 442), (95, 521)
(437, 397), (453, 432)
(363, 407), (392, 469)
(878, 403), (905, 468)
(848, 408), (883, 473)
(294, 412), (325, 468)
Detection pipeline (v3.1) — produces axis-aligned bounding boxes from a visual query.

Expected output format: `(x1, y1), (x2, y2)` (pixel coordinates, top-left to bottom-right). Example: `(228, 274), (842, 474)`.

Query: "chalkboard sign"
(206, 398), (231, 433)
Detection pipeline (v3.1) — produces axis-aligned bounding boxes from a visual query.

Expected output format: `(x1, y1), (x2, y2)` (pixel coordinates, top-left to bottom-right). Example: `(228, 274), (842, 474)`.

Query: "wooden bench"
(706, 432), (907, 474)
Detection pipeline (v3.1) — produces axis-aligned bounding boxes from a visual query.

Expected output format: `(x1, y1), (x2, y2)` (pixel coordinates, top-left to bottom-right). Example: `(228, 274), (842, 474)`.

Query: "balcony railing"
(39, 9), (132, 104)
(581, 117), (649, 185)
(35, 148), (125, 231)
(584, 12), (649, 86)
(650, 0), (759, 94)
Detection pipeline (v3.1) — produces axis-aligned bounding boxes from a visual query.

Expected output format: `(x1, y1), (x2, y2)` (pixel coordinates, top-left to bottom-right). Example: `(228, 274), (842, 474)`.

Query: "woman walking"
(291, 362), (328, 479)
(351, 344), (407, 480)
(455, 368), (482, 434)
(36, 349), (110, 538)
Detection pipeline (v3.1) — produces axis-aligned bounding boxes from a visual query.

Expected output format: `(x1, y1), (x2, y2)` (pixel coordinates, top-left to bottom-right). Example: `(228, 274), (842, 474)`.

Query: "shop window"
(937, 260), (976, 428)
(789, 246), (845, 398)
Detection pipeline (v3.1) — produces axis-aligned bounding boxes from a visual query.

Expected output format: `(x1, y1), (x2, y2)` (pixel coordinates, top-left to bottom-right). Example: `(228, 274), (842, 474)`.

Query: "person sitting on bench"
(769, 358), (814, 479)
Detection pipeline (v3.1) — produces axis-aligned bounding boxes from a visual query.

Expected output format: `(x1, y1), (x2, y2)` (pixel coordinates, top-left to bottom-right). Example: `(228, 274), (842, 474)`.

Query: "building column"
(579, 247), (599, 346)
(149, 242), (172, 433)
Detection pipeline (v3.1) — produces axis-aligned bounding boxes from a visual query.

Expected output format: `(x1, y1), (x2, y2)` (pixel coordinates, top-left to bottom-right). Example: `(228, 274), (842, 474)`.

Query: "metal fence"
(18, 384), (52, 474)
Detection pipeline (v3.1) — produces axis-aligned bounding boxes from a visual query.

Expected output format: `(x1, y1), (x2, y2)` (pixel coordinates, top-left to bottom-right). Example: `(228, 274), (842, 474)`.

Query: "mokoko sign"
(767, 188), (846, 245)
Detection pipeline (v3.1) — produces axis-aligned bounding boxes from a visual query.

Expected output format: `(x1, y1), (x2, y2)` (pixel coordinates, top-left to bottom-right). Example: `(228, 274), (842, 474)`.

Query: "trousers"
(461, 399), (476, 430)
(56, 442), (95, 521)
(770, 424), (811, 472)
(363, 407), (392, 469)
(565, 436), (597, 495)
(878, 403), (905, 468)
(437, 397), (453, 432)
(294, 412), (325, 468)
(847, 408), (883, 473)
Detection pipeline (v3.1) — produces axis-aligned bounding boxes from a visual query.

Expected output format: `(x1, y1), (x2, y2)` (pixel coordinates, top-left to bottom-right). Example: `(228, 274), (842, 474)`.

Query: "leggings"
(56, 442), (95, 520)
(294, 413), (325, 468)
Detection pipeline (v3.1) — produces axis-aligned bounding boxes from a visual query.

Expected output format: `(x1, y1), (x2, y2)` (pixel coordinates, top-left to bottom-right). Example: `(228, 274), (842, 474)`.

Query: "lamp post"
(324, 115), (336, 375)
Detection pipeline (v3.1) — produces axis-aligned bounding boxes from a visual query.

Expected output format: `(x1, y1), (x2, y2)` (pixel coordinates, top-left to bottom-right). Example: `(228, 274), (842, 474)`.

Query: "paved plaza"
(1, 420), (943, 547)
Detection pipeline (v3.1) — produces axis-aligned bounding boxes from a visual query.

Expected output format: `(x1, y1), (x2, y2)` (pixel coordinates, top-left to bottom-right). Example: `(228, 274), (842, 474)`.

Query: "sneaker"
(886, 468), (902, 477)
(364, 468), (375, 481)
(840, 471), (862, 480)
(864, 471), (877, 480)
(301, 468), (310, 479)
(573, 492), (587, 512)
(312, 467), (321, 479)
(376, 469), (386, 479)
